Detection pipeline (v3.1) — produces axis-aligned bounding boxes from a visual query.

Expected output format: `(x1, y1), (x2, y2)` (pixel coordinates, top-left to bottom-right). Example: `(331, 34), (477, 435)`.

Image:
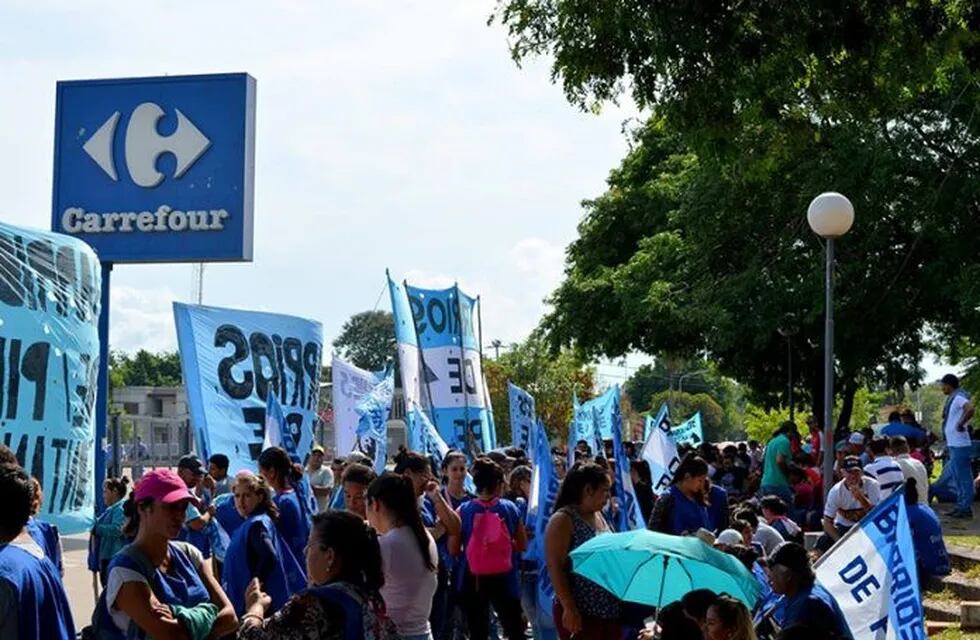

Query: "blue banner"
(606, 386), (644, 532)
(527, 420), (560, 613)
(407, 404), (450, 469)
(672, 411), (704, 446)
(263, 391), (316, 525)
(174, 302), (323, 475)
(388, 275), (495, 457)
(814, 491), (923, 639)
(508, 382), (535, 453)
(0, 222), (102, 534)
(354, 367), (394, 474)
(569, 392), (605, 467)
(641, 410), (681, 495)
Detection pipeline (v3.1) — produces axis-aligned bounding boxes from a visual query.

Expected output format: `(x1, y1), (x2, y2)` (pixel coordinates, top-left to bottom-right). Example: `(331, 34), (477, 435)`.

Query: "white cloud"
(109, 285), (179, 353)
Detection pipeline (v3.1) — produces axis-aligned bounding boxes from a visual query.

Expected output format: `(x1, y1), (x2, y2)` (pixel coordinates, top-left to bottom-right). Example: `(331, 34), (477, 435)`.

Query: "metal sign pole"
(95, 261), (112, 514)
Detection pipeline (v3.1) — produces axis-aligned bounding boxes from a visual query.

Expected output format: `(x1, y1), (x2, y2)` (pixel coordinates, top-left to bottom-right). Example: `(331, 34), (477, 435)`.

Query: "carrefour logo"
(82, 102), (211, 187)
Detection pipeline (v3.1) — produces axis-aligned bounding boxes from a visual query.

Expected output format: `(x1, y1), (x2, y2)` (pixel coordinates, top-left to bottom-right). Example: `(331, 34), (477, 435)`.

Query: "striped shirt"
(864, 456), (905, 498)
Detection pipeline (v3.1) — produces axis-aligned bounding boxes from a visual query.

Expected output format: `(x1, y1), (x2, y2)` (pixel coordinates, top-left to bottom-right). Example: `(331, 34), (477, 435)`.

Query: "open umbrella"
(570, 529), (760, 610)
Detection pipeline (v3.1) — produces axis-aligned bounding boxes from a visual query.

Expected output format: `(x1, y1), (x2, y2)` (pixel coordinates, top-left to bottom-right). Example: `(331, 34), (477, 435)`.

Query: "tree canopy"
(494, 1), (980, 428)
(109, 350), (182, 389)
(332, 310), (396, 372)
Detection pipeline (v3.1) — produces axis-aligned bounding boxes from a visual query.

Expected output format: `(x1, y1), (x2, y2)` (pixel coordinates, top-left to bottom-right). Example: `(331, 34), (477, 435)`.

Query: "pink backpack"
(465, 499), (513, 576)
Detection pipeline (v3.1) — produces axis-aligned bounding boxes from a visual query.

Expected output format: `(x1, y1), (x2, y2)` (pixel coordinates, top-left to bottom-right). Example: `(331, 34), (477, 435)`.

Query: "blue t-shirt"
(667, 485), (709, 535)
(908, 503), (951, 577)
(773, 583), (851, 639)
(25, 518), (63, 574)
(425, 490), (474, 574)
(0, 543), (75, 640)
(458, 497), (522, 596)
(179, 504), (211, 559)
(274, 489), (310, 566)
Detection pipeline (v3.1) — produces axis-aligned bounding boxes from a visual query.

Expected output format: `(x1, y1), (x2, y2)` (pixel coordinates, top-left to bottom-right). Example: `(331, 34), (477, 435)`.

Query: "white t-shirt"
(752, 522), (785, 557)
(944, 392), (972, 448)
(895, 454), (929, 504)
(863, 456), (906, 499)
(824, 477), (881, 527)
(307, 466), (335, 512)
(105, 542), (205, 632)
(379, 526), (438, 636)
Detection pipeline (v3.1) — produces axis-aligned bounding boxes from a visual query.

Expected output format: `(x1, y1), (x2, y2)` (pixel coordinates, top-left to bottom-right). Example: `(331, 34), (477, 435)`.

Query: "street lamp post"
(808, 192), (854, 500)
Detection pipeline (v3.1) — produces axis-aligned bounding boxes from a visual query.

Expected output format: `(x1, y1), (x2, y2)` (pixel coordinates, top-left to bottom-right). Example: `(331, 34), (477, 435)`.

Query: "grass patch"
(948, 535), (980, 549)
(966, 565), (980, 581)
(928, 588), (960, 602)
(934, 629), (980, 640)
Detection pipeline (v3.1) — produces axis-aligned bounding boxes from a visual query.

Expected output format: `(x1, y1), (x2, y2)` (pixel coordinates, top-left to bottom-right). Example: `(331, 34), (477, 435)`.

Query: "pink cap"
(134, 468), (199, 506)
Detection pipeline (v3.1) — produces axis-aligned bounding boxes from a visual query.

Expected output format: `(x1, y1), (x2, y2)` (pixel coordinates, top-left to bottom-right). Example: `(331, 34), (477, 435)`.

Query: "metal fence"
(106, 414), (195, 479)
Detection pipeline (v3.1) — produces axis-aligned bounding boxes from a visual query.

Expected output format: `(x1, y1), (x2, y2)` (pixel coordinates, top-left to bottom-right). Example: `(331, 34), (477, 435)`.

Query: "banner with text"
(331, 357), (383, 456)
(607, 386), (645, 531)
(508, 382), (535, 453)
(672, 411), (704, 446)
(814, 491), (924, 640)
(641, 406), (679, 495)
(388, 274), (494, 456)
(355, 367), (394, 474)
(174, 303), (323, 474)
(528, 420), (559, 613)
(0, 222), (101, 534)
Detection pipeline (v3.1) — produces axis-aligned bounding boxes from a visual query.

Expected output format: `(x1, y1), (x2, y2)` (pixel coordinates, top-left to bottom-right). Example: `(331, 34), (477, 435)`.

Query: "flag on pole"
(641, 408), (680, 495)
(508, 382), (536, 453)
(263, 391), (317, 521)
(814, 491), (924, 640)
(606, 386), (644, 531)
(527, 420), (560, 614)
(354, 367), (395, 474)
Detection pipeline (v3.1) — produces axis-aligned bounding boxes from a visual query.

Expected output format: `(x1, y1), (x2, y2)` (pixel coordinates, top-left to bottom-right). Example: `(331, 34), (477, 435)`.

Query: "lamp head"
(807, 192), (854, 239)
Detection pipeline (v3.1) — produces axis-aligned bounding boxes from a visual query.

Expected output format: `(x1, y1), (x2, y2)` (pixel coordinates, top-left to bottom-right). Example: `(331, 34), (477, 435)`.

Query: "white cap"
(848, 433), (865, 445)
(715, 529), (743, 547)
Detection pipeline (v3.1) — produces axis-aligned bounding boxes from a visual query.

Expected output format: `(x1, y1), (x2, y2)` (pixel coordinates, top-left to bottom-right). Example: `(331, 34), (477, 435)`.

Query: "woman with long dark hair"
(258, 447), (311, 569)
(703, 594), (757, 640)
(239, 510), (399, 640)
(647, 455), (710, 535)
(366, 472), (438, 640)
(545, 462), (620, 639)
(222, 472), (306, 616)
(92, 468), (237, 638)
(450, 457), (528, 639)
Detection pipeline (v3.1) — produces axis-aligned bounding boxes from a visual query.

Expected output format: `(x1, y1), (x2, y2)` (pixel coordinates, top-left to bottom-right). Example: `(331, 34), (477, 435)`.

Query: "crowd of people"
(0, 373), (972, 639)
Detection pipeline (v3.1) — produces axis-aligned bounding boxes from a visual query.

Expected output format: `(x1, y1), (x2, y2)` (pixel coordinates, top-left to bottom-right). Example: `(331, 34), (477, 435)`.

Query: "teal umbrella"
(570, 529), (760, 610)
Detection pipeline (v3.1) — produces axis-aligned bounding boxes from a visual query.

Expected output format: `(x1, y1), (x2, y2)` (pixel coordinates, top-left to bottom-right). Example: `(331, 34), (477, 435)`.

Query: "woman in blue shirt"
(449, 457), (528, 640)
(647, 455), (710, 535)
(92, 476), (130, 586)
(222, 471), (306, 616)
(259, 447), (312, 570)
(905, 479), (951, 582)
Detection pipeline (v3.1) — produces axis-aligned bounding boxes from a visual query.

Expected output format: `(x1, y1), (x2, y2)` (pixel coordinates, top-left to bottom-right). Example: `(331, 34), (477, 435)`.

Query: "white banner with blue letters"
(174, 302), (323, 475)
(388, 274), (495, 456)
(331, 356), (381, 456)
(814, 491), (924, 640)
(641, 406), (679, 495)
(0, 222), (101, 534)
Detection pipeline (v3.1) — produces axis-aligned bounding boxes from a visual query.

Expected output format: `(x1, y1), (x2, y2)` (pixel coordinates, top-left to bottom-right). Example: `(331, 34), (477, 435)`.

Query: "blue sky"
(0, 1), (638, 360)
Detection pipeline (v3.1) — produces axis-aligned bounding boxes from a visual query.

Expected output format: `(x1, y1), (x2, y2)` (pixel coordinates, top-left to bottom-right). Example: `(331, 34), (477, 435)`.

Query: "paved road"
(63, 532), (99, 630)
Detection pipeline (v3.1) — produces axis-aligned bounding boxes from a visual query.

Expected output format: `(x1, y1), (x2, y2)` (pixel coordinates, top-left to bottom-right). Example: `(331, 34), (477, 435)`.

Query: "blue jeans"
(520, 569), (558, 640)
(931, 446), (975, 512)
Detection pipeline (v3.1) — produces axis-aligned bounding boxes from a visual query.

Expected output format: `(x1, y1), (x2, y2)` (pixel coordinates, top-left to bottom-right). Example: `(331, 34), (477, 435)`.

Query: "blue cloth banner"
(388, 274), (495, 456)
(508, 382), (535, 453)
(672, 411), (704, 446)
(569, 392), (605, 467)
(331, 356), (383, 456)
(264, 391), (317, 523)
(173, 302), (323, 475)
(641, 407), (680, 495)
(814, 491), (924, 640)
(644, 403), (670, 440)
(0, 222), (102, 534)
(606, 386), (644, 532)
(354, 367), (394, 474)
(527, 420), (559, 613)
(407, 404), (450, 469)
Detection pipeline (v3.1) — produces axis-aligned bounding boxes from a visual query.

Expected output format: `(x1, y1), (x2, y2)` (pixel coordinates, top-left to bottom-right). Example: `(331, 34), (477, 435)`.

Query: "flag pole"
(403, 279), (439, 436)
(455, 283), (474, 455)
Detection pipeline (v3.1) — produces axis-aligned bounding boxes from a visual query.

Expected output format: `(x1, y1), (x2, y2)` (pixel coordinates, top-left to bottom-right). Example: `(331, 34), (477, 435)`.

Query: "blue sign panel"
(52, 73), (256, 263)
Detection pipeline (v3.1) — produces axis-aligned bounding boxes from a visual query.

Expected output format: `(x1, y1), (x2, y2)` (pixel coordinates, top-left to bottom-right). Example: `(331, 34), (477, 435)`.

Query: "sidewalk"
(63, 532), (98, 629)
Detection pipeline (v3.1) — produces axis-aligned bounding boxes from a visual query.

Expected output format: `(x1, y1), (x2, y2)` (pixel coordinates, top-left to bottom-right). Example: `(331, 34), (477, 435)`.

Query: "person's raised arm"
(426, 481), (461, 537)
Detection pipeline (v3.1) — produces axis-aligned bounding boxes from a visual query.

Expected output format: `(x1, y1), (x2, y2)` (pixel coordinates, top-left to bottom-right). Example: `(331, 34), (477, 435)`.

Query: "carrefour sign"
(52, 73), (255, 263)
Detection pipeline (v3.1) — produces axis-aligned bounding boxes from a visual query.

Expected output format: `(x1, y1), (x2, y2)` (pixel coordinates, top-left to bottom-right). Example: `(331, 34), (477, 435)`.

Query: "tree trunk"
(836, 380), (858, 434)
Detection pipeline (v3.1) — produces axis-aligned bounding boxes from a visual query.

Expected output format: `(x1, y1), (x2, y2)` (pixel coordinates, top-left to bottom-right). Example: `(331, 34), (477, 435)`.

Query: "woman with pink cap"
(91, 468), (237, 639)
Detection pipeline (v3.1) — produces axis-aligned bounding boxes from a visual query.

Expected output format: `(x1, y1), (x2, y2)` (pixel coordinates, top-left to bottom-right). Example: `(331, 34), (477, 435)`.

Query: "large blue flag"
(814, 491), (923, 640)
(388, 274), (495, 457)
(508, 382), (536, 453)
(672, 411), (704, 446)
(354, 367), (394, 474)
(527, 420), (560, 614)
(606, 386), (644, 532)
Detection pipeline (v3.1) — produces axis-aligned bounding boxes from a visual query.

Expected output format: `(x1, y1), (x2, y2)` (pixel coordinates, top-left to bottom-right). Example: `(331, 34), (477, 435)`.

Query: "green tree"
(485, 331), (597, 442)
(743, 405), (807, 445)
(332, 311), (396, 371)
(495, 1), (980, 431)
(649, 390), (726, 442)
(109, 350), (182, 388)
